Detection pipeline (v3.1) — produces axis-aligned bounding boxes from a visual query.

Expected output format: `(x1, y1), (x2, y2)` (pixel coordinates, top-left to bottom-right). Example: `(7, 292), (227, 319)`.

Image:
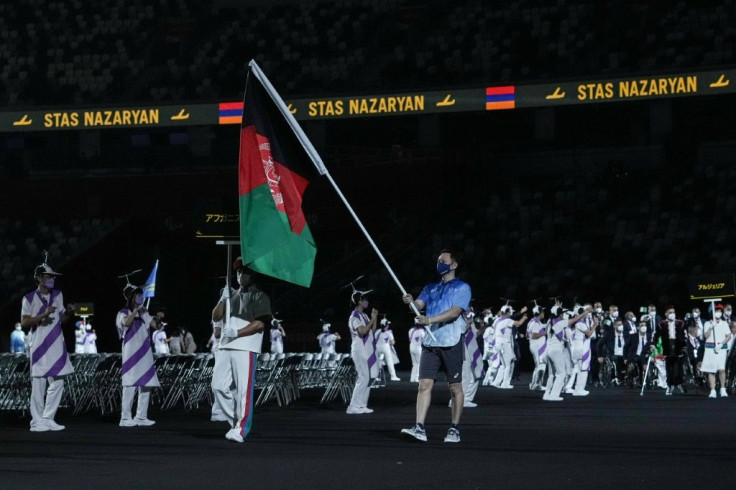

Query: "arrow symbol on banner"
(436, 94), (456, 107)
(710, 74), (730, 88)
(12, 114), (33, 126)
(171, 108), (190, 120)
(545, 87), (566, 100)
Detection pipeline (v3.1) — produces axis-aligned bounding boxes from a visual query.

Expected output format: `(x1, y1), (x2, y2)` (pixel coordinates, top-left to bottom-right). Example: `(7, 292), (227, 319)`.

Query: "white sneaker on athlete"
(390, 377), (401, 381)
(463, 401), (478, 408)
(543, 395), (563, 401)
(211, 415), (228, 422)
(346, 406), (372, 414)
(709, 389), (717, 399)
(30, 422), (50, 432)
(401, 425), (427, 442)
(134, 418), (156, 426)
(443, 427), (461, 443)
(720, 388), (728, 398)
(225, 428), (244, 443)
(572, 390), (589, 396)
(119, 418), (137, 427)
(44, 419), (65, 431)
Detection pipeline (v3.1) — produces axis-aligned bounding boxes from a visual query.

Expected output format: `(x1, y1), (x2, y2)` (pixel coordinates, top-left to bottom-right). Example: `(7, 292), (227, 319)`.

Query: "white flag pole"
(247, 60), (435, 341)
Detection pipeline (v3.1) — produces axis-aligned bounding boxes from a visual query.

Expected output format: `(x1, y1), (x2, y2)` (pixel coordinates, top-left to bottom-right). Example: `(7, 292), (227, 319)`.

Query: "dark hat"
(123, 284), (143, 301)
(34, 263), (62, 277)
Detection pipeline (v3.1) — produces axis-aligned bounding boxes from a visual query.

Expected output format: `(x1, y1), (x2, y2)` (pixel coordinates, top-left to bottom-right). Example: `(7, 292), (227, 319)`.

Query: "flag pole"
(248, 60), (435, 341)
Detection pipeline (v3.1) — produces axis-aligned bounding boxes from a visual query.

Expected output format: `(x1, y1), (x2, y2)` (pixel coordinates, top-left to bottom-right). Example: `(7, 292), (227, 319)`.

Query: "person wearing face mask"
(543, 304), (591, 401)
(610, 319), (626, 384)
(702, 304), (732, 398)
(346, 288), (379, 414)
(650, 306), (686, 395)
(481, 314), (500, 386)
(491, 304), (526, 389)
(116, 283), (160, 427)
(646, 304), (661, 337)
(623, 312), (637, 340)
(565, 305), (596, 395)
(723, 304), (733, 323)
(401, 249), (471, 443)
(624, 321), (652, 385)
(269, 318), (286, 355)
(685, 324), (703, 381)
(685, 308), (705, 340)
(211, 258), (272, 442)
(21, 261), (76, 432)
(318, 321), (341, 356)
(527, 305), (549, 391)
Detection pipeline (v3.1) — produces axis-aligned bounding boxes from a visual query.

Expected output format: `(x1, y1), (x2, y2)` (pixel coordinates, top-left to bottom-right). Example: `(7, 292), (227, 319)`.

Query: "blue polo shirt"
(417, 277), (471, 347)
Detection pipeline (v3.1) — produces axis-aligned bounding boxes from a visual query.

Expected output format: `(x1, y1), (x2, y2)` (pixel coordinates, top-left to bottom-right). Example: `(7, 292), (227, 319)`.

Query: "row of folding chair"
(320, 355), (357, 405)
(0, 354), (31, 412)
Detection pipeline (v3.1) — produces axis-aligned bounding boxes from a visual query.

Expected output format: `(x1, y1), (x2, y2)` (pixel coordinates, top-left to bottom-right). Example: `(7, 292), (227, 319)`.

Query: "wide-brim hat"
(35, 263), (62, 277)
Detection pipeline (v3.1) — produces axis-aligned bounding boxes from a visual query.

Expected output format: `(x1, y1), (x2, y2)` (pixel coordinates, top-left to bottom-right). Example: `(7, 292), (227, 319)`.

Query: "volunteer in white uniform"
(318, 322), (341, 355)
(454, 311), (482, 407)
(377, 318), (400, 381)
(565, 305), (595, 396)
(346, 289), (379, 415)
(74, 322), (85, 354)
(408, 324), (425, 383)
(116, 284), (160, 427)
(702, 304), (732, 398)
(151, 320), (170, 355)
(492, 305), (526, 389)
(211, 259), (272, 442)
(543, 305), (590, 401)
(83, 325), (98, 354)
(527, 306), (549, 390)
(21, 261), (75, 432)
(269, 318), (286, 355)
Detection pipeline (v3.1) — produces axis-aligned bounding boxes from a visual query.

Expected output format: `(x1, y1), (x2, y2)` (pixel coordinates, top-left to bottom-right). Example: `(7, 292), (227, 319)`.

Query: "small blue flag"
(142, 260), (159, 299)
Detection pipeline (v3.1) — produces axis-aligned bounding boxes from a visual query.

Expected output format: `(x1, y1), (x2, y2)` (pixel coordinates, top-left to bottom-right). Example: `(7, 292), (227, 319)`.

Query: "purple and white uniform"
(152, 329), (170, 355)
(318, 332), (339, 355)
(527, 318), (548, 390)
(408, 326), (425, 383)
(347, 309), (378, 412)
(83, 331), (97, 354)
(270, 328), (284, 354)
(117, 308), (160, 388)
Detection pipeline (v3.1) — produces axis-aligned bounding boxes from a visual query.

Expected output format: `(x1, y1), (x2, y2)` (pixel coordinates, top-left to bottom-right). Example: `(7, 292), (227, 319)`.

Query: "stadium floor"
(2, 370), (735, 489)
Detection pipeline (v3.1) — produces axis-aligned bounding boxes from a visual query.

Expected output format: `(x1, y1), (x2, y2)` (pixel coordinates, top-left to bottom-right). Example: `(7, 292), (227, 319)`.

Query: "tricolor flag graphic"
(238, 67), (319, 287)
(219, 102), (244, 124)
(485, 86), (516, 110)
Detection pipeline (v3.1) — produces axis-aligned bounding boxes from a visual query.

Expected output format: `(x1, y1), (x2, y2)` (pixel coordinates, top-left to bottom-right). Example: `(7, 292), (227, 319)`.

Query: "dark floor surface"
(2, 371), (736, 489)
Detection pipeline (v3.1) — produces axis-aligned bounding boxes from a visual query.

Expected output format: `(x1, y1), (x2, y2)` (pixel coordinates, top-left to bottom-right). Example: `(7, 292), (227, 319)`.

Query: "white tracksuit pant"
(212, 349), (257, 438)
(378, 347), (397, 379)
(544, 347), (567, 399)
(122, 386), (152, 420)
(348, 350), (371, 409)
(530, 346), (547, 389)
(462, 358), (479, 402)
(409, 346), (421, 383)
(493, 342), (515, 387)
(30, 376), (65, 428)
(210, 350), (228, 419)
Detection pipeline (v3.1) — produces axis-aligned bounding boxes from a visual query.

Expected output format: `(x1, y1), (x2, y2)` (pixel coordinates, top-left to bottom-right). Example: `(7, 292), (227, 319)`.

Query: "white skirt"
(701, 346), (728, 373)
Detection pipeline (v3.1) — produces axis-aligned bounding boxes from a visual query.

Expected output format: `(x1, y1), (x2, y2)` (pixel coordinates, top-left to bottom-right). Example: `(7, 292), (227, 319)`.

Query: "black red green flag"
(238, 66), (320, 287)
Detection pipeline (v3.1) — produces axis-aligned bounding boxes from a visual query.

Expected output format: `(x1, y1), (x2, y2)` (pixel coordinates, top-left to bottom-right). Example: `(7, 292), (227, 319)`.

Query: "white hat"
(35, 263), (62, 277)
(322, 323), (331, 332)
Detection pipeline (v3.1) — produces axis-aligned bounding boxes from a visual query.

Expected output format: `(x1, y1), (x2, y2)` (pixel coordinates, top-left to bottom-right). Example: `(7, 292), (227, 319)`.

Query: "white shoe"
(44, 419), (65, 431)
(720, 388), (729, 398)
(134, 418), (156, 426)
(498, 384), (514, 389)
(709, 389), (717, 399)
(665, 387), (672, 396)
(564, 388), (574, 394)
(119, 418), (137, 427)
(346, 406), (373, 414)
(390, 377), (401, 381)
(211, 415), (228, 422)
(572, 390), (589, 397)
(463, 401), (478, 408)
(30, 422), (50, 432)
(225, 428), (244, 443)
(543, 395), (563, 401)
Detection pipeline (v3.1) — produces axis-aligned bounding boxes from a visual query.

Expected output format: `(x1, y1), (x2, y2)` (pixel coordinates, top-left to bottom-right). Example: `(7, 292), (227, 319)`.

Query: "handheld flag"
(142, 260), (159, 299)
(238, 64), (321, 287)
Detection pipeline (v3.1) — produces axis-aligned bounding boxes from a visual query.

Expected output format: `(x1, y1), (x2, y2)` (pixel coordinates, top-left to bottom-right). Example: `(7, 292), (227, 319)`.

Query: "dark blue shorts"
(418, 340), (464, 384)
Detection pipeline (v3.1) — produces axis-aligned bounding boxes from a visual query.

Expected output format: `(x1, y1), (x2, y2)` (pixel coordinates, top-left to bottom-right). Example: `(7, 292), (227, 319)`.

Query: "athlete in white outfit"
(543, 304), (591, 401)
(269, 318), (286, 355)
(527, 306), (549, 390)
(377, 318), (400, 381)
(318, 322), (341, 355)
(346, 289), (379, 415)
(116, 284), (160, 427)
(21, 262), (75, 432)
(211, 260), (272, 443)
(74, 322), (85, 354)
(408, 325), (425, 383)
(702, 305), (732, 398)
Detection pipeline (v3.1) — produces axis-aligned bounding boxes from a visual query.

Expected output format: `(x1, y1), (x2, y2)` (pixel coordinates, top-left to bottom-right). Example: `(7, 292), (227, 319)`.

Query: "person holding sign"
(701, 304), (732, 398)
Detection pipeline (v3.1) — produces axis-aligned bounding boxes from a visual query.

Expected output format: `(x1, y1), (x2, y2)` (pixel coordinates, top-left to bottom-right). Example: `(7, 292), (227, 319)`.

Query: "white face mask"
(562, 313), (570, 320)
(616, 325), (623, 332)
(611, 311), (619, 319)
(649, 310), (656, 316)
(725, 310), (732, 317)
(640, 326), (647, 333)
(667, 313), (676, 321)
(692, 311), (700, 318)
(628, 316), (637, 323)
(595, 307), (603, 314)
(715, 311), (723, 319)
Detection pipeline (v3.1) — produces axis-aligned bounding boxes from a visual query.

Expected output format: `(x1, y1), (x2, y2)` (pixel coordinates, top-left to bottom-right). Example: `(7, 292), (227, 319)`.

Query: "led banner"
(687, 273), (736, 300)
(0, 69), (733, 132)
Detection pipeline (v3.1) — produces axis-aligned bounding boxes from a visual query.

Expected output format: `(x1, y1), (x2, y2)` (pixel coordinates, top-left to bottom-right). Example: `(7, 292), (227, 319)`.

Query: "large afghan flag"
(238, 65), (320, 287)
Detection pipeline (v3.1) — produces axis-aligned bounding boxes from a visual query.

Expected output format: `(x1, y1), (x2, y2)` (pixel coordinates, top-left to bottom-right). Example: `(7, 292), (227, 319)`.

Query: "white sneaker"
(665, 387), (672, 396)
(225, 428), (244, 443)
(30, 422), (50, 432)
(134, 418), (156, 426)
(346, 406), (373, 414)
(390, 377), (401, 381)
(720, 388), (729, 398)
(498, 384), (514, 389)
(443, 427), (461, 443)
(210, 415), (228, 422)
(44, 419), (65, 431)
(463, 401), (478, 408)
(544, 395), (563, 401)
(401, 425), (427, 442)
(119, 418), (137, 427)
(572, 390), (589, 397)
(709, 389), (717, 399)
(564, 388), (574, 394)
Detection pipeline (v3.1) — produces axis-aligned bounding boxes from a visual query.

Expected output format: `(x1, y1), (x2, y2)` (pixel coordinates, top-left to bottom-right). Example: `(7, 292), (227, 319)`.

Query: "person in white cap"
(543, 303), (591, 401)
(376, 317), (400, 381)
(492, 304), (527, 389)
(407, 323), (426, 383)
(565, 304), (596, 396)
(10, 323), (25, 354)
(701, 304), (732, 398)
(21, 260), (75, 432)
(318, 321), (341, 355)
(211, 258), (272, 442)
(74, 321), (85, 354)
(151, 319), (171, 355)
(527, 305), (549, 390)
(346, 288), (379, 414)
(83, 324), (98, 354)
(116, 283), (160, 427)
(269, 317), (286, 355)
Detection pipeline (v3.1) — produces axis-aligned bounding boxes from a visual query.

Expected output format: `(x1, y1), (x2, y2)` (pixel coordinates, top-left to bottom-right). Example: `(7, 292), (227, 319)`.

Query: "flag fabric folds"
(142, 260), (159, 299)
(238, 65), (319, 287)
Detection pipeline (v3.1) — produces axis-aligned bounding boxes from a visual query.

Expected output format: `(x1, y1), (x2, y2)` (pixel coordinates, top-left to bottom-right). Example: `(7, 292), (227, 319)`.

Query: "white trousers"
(462, 358), (479, 402)
(271, 343), (283, 355)
(494, 343), (515, 387)
(30, 376), (65, 428)
(409, 346), (422, 382)
(121, 386), (152, 420)
(212, 349), (257, 438)
(378, 348), (397, 378)
(210, 350), (228, 418)
(545, 347), (567, 398)
(655, 359), (667, 387)
(348, 351), (371, 409)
